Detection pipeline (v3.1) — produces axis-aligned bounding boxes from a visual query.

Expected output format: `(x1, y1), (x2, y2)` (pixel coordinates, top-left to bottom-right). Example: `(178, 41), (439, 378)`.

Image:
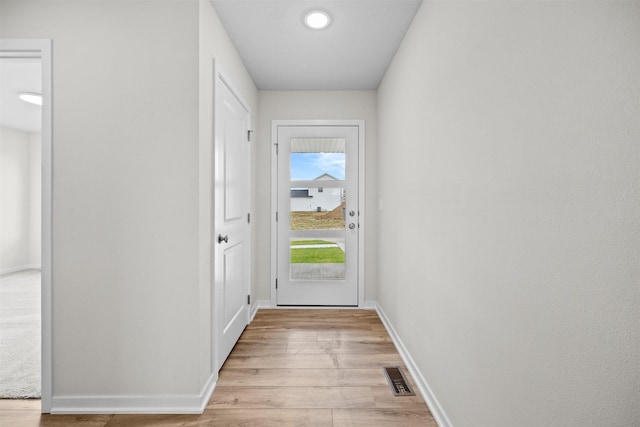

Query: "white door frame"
(0, 39), (53, 412)
(270, 120), (365, 308)
(212, 62), (252, 371)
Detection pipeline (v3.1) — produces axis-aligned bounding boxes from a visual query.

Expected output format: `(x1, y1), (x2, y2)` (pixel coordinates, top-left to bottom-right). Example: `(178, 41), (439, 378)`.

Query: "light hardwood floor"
(0, 309), (436, 426)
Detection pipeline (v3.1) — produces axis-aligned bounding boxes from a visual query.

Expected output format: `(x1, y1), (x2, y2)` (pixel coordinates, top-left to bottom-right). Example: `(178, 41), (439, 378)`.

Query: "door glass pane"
(290, 186), (345, 230)
(290, 137), (345, 180)
(289, 137), (346, 280)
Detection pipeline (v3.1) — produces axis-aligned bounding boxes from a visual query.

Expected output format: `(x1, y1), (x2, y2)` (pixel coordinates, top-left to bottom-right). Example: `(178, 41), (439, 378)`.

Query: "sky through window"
(291, 152), (345, 181)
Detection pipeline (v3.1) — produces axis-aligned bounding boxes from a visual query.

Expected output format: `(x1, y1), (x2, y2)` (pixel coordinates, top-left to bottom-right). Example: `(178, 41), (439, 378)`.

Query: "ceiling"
(0, 1), (422, 132)
(0, 59), (42, 133)
(211, 0), (423, 90)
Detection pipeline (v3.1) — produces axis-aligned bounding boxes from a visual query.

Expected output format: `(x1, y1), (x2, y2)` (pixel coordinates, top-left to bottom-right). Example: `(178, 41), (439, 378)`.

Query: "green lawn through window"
(290, 240), (335, 246)
(291, 247), (345, 263)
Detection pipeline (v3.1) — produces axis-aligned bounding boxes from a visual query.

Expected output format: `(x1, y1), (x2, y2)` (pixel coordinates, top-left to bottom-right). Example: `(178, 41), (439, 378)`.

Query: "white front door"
(214, 73), (250, 369)
(274, 123), (361, 306)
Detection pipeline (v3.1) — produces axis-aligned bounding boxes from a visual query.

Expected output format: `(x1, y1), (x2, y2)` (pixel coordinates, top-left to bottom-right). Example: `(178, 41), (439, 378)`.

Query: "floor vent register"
(383, 366), (415, 396)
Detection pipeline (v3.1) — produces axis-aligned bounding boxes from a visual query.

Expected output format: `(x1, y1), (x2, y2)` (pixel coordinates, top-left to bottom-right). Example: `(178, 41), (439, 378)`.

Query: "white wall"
(377, 2), (640, 426)
(1, 127), (29, 271)
(2, 0), (259, 408)
(28, 131), (41, 266)
(256, 91), (378, 302)
(0, 127), (40, 272)
(1, 126), (29, 270)
(2, 0), (203, 400)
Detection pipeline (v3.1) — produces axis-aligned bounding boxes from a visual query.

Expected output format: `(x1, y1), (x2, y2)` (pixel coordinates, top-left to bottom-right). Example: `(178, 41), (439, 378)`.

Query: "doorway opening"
(271, 120), (365, 307)
(0, 39), (52, 413)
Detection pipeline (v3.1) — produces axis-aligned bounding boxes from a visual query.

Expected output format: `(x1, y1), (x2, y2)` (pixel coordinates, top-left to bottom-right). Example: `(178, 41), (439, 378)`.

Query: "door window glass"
(289, 138), (346, 280)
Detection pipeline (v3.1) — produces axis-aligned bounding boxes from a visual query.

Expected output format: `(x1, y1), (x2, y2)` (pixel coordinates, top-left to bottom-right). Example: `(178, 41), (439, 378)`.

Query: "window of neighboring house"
(291, 189), (310, 197)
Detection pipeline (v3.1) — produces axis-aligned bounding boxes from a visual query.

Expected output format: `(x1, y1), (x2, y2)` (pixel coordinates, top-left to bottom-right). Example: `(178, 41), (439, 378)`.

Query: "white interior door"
(214, 73), (250, 370)
(275, 124), (360, 306)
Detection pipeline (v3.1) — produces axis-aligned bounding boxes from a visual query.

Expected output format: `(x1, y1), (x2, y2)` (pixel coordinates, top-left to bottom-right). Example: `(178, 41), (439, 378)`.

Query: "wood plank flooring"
(0, 309), (436, 426)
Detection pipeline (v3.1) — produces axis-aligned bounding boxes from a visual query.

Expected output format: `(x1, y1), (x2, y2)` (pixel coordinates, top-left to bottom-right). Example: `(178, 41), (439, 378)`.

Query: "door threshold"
(275, 305), (359, 309)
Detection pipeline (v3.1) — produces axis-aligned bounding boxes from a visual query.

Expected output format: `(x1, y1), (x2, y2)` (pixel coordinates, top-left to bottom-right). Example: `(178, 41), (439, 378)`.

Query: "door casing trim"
(270, 120), (365, 308)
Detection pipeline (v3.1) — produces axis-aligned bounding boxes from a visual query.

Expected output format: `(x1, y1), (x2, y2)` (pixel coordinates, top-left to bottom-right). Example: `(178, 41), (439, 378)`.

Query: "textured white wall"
(1, 0), (202, 397)
(377, 2), (640, 426)
(0, 127), (30, 270)
(0, 127), (39, 272)
(28, 132), (41, 266)
(256, 91), (378, 302)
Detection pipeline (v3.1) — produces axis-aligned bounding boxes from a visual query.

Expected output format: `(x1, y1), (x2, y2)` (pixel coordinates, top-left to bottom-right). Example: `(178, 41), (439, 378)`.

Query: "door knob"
(218, 234), (229, 244)
(348, 223), (356, 230)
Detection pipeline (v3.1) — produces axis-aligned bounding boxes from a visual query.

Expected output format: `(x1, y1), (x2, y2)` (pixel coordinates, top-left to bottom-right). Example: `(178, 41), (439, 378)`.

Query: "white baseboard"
(250, 300), (271, 322)
(47, 302), (448, 417)
(50, 373), (217, 414)
(250, 302), (259, 322)
(255, 302), (371, 311)
(374, 303), (453, 427)
(0, 264), (41, 275)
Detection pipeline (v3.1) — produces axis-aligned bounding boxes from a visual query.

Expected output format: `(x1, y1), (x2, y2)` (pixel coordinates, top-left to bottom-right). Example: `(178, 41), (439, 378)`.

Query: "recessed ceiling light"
(304, 11), (331, 30)
(18, 92), (42, 106)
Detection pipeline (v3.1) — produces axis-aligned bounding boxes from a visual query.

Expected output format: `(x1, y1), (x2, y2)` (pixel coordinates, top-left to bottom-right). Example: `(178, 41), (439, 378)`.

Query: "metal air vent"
(383, 366), (415, 396)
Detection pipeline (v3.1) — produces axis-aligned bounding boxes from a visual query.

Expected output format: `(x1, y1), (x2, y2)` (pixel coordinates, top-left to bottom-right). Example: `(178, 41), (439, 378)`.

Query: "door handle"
(218, 234), (229, 244)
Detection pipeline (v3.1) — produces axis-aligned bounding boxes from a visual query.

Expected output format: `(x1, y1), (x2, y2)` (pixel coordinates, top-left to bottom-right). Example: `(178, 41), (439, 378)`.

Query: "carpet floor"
(0, 269), (41, 399)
